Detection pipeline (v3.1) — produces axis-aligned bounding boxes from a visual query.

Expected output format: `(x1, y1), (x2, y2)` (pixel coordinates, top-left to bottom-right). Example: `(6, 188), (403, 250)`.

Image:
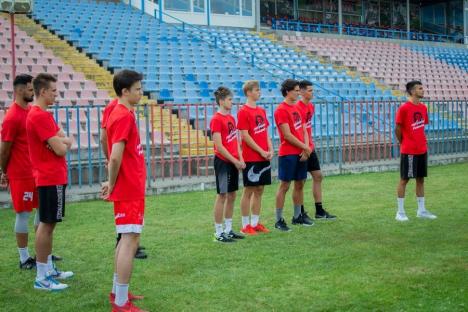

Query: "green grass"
(0, 163), (467, 311)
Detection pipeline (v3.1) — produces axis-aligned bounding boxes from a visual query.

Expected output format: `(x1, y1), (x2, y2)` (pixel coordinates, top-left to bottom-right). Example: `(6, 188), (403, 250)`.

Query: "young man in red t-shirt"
(274, 79), (311, 232)
(395, 81), (436, 221)
(210, 86), (246, 243)
(100, 98), (147, 260)
(26, 73), (73, 291)
(0, 74), (38, 269)
(297, 80), (336, 221)
(237, 81), (273, 235)
(101, 70), (147, 312)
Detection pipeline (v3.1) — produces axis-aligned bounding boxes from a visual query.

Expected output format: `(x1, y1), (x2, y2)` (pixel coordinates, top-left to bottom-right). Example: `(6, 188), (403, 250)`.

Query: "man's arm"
(0, 141), (13, 173)
(47, 135), (72, 157)
(213, 133), (242, 169)
(100, 128), (109, 159)
(240, 130), (269, 159)
(103, 141), (125, 199)
(279, 123), (310, 151)
(395, 124), (402, 144)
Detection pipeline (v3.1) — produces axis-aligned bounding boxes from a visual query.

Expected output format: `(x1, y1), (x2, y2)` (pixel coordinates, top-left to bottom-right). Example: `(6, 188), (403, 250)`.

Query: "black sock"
(315, 202), (324, 214)
(301, 205), (305, 214)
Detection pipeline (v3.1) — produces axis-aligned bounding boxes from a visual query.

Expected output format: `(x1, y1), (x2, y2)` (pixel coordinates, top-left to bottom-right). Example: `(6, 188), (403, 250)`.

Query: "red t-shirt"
(26, 105), (67, 186)
(106, 104), (146, 201)
(101, 98), (118, 129)
(274, 102), (305, 156)
(395, 101), (429, 155)
(1, 102), (34, 180)
(237, 104), (270, 162)
(210, 112), (239, 162)
(296, 100), (315, 151)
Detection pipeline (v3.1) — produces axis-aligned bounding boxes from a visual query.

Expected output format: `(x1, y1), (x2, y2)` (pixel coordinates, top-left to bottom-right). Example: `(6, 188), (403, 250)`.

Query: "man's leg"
(115, 233), (140, 307)
(275, 181), (291, 231)
(396, 178), (409, 221)
(15, 212), (33, 268)
(240, 187), (255, 233)
(250, 185), (264, 227)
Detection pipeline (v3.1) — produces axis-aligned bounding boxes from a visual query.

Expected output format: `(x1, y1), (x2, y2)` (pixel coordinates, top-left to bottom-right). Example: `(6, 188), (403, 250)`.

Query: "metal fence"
(1, 100), (466, 188)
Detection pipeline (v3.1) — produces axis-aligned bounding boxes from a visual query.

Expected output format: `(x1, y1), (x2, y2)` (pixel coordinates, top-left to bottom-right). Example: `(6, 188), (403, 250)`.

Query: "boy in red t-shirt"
(237, 81), (273, 235)
(395, 81), (436, 221)
(101, 70), (147, 312)
(0, 74), (38, 269)
(274, 79), (311, 232)
(297, 80), (336, 221)
(210, 86), (246, 243)
(26, 73), (73, 291)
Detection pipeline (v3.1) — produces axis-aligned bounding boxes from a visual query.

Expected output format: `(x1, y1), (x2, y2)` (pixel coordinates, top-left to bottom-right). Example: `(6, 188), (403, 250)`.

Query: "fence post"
(338, 100), (343, 173)
(144, 104), (152, 188)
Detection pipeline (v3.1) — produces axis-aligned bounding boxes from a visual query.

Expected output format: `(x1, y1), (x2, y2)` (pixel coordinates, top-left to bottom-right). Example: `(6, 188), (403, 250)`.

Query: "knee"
(399, 179), (409, 186)
(227, 192), (237, 202)
(294, 181), (305, 191)
(278, 182), (290, 193)
(312, 172), (323, 183)
(254, 186), (264, 197)
(217, 194), (227, 202)
(416, 178), (424, 185)
(15, 212), (30, 234)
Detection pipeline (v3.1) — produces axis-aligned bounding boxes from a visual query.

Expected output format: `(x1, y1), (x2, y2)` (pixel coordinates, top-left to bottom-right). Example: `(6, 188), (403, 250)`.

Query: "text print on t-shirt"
(226, 122), (237, 143)
(254, 115), (267, 135)
(305, 111), (312, 129)
(292, 111), (302, 130)
(412, 112), (425, 131)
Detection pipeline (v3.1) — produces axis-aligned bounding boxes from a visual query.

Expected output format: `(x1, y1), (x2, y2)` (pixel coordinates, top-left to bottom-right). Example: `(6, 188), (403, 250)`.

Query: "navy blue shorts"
(278, 155), (307, 182)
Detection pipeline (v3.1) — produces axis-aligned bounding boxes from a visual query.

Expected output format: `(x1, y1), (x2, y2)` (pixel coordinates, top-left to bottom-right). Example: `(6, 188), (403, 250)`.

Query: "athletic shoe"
(111, 300), (148, 312)
(315, 210), (337, 220)
(34, 275), (68, 291)
(213, 232), (235, 243)
(275, 218), (291, 232)
(51, 255), (62, 261)
(417, 210), (437, 219)
(253, 223), (270, 233)
(19, 257), (36, 270)
(109, 292), (144, 303)
(301, 212), (315, 225)
(138, 246), (146, 250)
(395, 212), (409, 221)
(227, 230), (245, 239)
(241, 224), (258, 235)
(50, 267), (74, 280)
(135, 247), (147, 259)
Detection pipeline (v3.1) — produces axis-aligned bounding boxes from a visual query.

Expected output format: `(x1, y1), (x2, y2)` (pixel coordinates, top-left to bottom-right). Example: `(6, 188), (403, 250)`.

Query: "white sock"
(47, 254), (54, 272)
(251, 215), (259, 227)
(397, 198), (405, 214)
(241, 216), (250, 228)
(36, 262), (48, 280)
(417, 197), (425, 213)
(224, 218), (232, 233)
(112, 273), (118, 294)
(18, 247), (30, 263)
(115, 282), (129, 307)
(215, 223), (223, 237)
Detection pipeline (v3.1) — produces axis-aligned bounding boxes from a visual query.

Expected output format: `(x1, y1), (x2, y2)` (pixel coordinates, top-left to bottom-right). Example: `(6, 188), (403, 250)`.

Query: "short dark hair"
(281, 79), (299, 97)
(406, 81), (422, 95)
(13, 74), (33, 89)
(299, 80), (313, 90)
(33, 73), (57, 96)
(113, 69), (143, 97)
(214, 86), (233, 105)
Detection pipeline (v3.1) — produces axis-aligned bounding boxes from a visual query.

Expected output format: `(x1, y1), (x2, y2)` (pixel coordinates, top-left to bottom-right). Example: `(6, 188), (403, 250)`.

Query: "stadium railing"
(1, 100), (465, 188)
(272, 19), (457, 43)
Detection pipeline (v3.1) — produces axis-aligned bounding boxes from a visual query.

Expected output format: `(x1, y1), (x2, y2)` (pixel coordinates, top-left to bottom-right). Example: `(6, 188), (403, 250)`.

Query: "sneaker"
(291, 214), (303, 225)
(51, 255), (62, 261)
(253, 223), (270, 233)
(34, 275), (68, 291)
(111, 300), (148, 312)
(301, 212), (315, 226)
(109, 292), (144, 303)
(275, 218), (291, 232)
(135, 247), (148, 259)
(19, 257), (36, 270)
(315, 210), (337, 220)
(50, 266), (74, 280)
(227, 230), (245, 239)
(417, 210), (437, 219)
(213, 232), (235, 243)
(395, 212), (409, 221)
(241, 224), (258, 235)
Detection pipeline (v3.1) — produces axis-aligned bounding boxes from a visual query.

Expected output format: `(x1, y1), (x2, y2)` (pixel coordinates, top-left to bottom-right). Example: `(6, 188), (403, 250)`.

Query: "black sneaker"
(19, 257), (36, 270)
(275, 218), (291, 232)
(315, 210), (337, 220)
(135, 247), (148, 259)
(214, 232), (235, 243)
(291, 214), (303, 225)
(301, 212), (315, 226)
(51, 255), (62, 261)
(138, 245), (146, 250)
(227, 230), (245, 239)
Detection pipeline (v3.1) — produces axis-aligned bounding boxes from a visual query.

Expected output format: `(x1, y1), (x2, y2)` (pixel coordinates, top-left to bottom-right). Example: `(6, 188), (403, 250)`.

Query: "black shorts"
(400, 153), (427, 179)
(38, 185), (66, 223)
(307, 150), (321, 172)
(243, 161), (272, 187)
(214, 156), (239, 194)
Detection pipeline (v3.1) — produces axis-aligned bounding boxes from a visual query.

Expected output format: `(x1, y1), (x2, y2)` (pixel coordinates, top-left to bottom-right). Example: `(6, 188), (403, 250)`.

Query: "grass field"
(0, 163), (467, 312)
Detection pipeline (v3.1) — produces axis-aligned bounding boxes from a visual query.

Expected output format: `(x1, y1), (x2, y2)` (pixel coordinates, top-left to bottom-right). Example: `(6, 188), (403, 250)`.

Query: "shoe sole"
(54, 274), (74, 280)
(34, 285), (68, 291)
(275, 227), (292, 232)
(417, 215), (437, 219)
(315, 217), (337, 221)
(395, 218), (409, 221)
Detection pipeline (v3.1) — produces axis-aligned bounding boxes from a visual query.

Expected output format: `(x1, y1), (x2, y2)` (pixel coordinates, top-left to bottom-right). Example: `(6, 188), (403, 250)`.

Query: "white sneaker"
(50, 267), (74, 280)
(395, 212), (409, 221)
(34, 275), (68, 291)
(417, 210), (437, 219)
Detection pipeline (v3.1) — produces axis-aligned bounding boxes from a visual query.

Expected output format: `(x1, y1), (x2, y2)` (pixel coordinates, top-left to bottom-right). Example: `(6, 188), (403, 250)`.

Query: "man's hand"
(0, 173), (8, 188)
(299, 152), (309, 162)
(266, 150), (274, 161)
(101, 181), (113, 200)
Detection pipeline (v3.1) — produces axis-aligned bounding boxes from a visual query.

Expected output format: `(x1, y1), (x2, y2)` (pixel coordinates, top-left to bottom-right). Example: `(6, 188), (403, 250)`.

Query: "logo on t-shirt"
(226, 121), (237, 143)
(136, 143), (144, 156)
(23, 192), (33, 202)
(412, 112), (425, 131)
(254, 115), (266, 134)
(305, 112), (312, 129)
(292, 112), (302, 130)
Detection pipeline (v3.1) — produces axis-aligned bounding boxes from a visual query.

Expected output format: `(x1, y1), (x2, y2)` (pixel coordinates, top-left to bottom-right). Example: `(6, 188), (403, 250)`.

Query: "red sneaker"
(109, 292), (144, 303)
(253, 223), (270, 233)
(240, 224), (258, 235)
(111, 300), (148, 312)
